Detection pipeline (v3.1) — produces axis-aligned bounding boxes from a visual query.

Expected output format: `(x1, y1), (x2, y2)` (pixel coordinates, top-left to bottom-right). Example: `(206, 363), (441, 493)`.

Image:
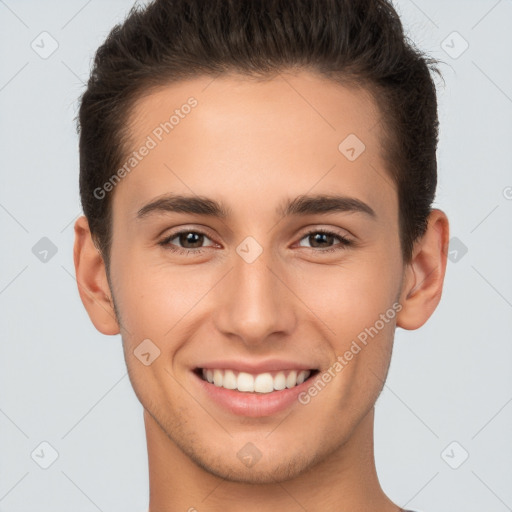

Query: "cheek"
(290, 254), (401, 339)
(111, 252), (214, 339)
(111, 259), (229, 397)
(289, 252), (400, 402)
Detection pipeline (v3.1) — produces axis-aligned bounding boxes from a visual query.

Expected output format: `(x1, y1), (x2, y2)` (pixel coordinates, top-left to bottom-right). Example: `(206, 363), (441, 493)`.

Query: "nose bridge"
(213, 243), (295, 345)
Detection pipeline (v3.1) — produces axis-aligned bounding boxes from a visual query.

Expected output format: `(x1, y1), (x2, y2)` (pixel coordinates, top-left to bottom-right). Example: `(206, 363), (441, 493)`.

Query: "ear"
(73, 215), (120, 335)
(396, 208), (450, 330)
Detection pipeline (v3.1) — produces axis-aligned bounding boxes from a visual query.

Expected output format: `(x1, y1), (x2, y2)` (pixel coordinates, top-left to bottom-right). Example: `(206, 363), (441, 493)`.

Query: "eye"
(297, 228), (353, 253)
(159, 229), (216, 255)
(158, 227), (353, 257)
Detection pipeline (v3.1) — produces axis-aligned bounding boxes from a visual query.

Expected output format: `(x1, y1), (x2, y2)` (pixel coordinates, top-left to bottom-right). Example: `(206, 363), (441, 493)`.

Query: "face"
(106, 71), (404, 483)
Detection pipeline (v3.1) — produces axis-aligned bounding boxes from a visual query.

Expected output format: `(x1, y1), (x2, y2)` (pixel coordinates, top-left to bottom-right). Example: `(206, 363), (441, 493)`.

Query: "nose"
(213, 248), (297, 348)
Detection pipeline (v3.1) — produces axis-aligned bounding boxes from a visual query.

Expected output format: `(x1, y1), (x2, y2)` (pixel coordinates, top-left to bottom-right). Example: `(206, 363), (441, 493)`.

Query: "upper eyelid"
(161, 225), (217, 241)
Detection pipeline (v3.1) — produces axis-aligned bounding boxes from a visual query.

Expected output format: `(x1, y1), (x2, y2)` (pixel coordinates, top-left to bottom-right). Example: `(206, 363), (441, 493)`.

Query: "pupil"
(311, 233), (333, 248)
(181, 232), (203, 248)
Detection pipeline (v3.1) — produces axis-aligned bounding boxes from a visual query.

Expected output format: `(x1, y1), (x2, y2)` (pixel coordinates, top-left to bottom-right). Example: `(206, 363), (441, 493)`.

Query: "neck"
(145, 407), (400, 512)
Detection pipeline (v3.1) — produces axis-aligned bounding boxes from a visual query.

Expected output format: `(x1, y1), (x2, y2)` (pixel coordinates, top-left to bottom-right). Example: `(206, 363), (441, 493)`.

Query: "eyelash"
(158, 228), (353, 256)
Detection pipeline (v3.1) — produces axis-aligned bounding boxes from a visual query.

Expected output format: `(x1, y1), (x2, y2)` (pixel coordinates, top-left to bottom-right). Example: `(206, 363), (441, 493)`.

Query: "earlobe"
(396, 209), (450, 330)
(73, 215), (120, 335)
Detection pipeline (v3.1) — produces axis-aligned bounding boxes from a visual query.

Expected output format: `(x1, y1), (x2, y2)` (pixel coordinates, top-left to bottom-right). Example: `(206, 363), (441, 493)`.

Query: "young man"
(73, 0), (449, 510)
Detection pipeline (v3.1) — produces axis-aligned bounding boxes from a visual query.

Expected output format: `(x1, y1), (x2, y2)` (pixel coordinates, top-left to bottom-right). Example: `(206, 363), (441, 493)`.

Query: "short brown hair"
(77, 0), (443, 270)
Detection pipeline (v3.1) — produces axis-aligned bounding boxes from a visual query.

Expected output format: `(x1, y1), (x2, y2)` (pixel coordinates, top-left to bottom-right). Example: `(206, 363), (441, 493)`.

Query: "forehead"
(129, 70), (382, 147)
(117, 70), (396, 222)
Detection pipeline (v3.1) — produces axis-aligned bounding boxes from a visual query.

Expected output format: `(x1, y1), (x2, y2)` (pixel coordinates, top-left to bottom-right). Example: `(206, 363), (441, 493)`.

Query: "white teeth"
(296, 371), (307, 385)
(237, 372), (254, 392)
(286, 370), (297, 389)
(201, 368), (312, 392)
(223, 369), (237, 389)
(213, 369), (223, 386)
(273, 372), (287, 390)
(254, 373), (274, 393)
(298, 370), (310, 384)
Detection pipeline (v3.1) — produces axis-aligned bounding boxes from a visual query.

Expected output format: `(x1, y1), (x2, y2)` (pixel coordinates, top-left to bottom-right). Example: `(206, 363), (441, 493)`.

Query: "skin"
(74, 70), (449, 512)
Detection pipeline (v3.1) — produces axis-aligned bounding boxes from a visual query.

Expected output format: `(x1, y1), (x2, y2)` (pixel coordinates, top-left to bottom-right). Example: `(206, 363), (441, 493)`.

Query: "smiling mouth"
(194, 368), (319, 393)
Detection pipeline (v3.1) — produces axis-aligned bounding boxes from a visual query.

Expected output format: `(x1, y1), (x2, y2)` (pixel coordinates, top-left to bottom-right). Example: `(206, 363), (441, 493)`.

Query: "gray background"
(1, 0), (511, 511)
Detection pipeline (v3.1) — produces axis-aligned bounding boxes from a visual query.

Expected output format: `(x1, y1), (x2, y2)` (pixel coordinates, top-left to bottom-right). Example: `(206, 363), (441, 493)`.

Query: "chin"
(191, 451), (315, 484)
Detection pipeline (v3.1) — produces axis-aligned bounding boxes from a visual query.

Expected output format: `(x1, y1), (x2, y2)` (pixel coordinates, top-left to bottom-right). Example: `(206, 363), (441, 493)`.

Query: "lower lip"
(192, 370), (317, 417)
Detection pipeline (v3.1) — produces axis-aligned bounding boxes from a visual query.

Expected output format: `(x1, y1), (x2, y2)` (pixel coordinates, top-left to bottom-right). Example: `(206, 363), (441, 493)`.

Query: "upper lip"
(195, 359), (318, 374)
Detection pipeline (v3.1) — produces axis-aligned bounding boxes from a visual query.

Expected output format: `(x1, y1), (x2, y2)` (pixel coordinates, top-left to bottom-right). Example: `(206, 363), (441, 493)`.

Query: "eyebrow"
(136, 193), (376, 220)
